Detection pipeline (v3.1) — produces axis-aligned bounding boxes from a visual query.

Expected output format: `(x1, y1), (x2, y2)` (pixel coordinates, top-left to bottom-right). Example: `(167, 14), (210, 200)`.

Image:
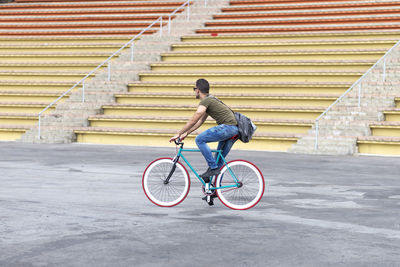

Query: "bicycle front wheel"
(216, 160), (265, 210)
(142, 158), (190, 207)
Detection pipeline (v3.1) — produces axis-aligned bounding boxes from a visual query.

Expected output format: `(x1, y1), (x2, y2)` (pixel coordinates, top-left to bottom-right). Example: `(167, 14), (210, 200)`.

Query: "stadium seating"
(74, 0), (400, 152)
(0, 0), (186, 140)
(2, 0), (400, 155)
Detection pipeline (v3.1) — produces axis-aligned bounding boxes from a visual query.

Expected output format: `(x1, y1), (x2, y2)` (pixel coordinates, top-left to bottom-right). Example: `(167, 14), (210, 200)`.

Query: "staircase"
(357, 93), (400, 155)
(0, 0), (190, 141)
(74, 0), (400, 151)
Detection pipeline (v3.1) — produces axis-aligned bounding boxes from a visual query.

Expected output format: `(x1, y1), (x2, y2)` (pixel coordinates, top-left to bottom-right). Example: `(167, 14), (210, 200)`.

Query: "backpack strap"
(209, 95), (237, 124)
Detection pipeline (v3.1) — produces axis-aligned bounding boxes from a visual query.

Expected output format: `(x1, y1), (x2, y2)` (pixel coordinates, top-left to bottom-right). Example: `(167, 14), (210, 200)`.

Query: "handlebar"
(174, 138), (184, 146)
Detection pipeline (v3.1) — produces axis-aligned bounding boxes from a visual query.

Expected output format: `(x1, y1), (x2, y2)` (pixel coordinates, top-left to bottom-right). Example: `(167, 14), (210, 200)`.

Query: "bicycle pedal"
(201, 195), (216, 201)
(206, 195), (214, 206)
(202, 194), (216, 206)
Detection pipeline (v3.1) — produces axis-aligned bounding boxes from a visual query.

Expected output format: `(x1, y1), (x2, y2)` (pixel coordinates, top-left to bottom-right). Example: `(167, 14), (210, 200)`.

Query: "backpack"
(210, 96), (257, 143)
(234, 112), (257, 143)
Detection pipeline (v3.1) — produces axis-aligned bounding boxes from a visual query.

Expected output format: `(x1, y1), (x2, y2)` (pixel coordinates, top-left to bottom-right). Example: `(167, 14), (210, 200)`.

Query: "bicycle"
(142, 139), (265, 210)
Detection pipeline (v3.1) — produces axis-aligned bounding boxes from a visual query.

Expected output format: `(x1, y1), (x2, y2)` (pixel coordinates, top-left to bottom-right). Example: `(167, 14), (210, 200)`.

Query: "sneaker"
(202, 194), (217, 201)
(202, 195), (216, 206)
(199, 167), (220, 179)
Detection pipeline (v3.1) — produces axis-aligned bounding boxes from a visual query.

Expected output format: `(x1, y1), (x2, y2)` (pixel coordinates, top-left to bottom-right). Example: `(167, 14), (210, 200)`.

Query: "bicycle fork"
(164, 156), (180, 184)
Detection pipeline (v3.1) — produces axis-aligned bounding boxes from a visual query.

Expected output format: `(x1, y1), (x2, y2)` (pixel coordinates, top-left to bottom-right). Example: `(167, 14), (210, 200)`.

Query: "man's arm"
(169, 105), (207, 142)
(186, 112), (208, 134)
(179, 105), (207, 135)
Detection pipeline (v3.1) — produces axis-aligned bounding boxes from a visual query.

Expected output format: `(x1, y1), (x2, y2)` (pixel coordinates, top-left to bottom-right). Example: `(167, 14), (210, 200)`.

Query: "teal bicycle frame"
(171, 142), (240, 191)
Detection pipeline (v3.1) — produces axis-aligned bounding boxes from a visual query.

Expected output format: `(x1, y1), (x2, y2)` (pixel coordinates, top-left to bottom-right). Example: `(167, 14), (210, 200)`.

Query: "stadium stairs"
(4, 0), (400, 155)
(71, 0), (400, 153)
(0, 0), (225, 142)
(356, 81), (400, 155)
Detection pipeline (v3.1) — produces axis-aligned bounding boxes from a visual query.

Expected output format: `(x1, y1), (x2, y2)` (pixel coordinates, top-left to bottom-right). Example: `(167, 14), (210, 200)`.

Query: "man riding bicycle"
(169, 79), (239, 182)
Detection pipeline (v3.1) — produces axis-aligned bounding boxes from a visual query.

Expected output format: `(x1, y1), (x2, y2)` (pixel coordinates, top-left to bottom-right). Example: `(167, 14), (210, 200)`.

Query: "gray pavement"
(0, 142), (399, 267)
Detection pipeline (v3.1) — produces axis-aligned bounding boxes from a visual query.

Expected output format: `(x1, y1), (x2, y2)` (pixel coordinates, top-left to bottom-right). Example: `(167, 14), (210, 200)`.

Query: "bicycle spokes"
(216, 160), (265, 210)
(143, 158), (190, 207)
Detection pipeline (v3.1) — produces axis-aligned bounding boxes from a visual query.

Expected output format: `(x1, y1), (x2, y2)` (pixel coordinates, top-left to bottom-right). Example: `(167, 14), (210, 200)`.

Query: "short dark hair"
(196, 79), (209, 94)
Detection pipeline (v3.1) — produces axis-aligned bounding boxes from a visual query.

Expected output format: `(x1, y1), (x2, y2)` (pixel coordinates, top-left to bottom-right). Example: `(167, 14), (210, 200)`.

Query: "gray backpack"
(234, 112), (257, 143)
(211, 96), (257, 143)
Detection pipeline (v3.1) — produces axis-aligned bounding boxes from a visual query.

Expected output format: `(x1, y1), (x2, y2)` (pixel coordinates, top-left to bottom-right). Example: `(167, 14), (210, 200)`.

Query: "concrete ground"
(0, 142), (399, 267)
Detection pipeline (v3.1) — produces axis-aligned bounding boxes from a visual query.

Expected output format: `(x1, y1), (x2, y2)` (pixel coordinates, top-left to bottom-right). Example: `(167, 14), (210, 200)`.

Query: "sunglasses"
(193, 87), (198, 91)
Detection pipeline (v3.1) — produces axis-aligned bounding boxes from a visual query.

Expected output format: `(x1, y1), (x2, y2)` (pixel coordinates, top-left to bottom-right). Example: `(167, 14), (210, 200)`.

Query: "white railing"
(314, 39), (400, 151)
(38, 0), (208, 139)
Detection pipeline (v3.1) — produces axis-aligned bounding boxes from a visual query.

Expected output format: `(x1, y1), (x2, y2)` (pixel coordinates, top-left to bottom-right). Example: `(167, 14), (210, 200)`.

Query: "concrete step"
(395, 97), (400, 107)
(0, 124), (30, 141)
(149, 60), (375, 72)
(170, 39), (397, 52)
(0, 91), (69, 102)
(0, 13), (177, 23)
(0, 102), (54, 113)
(0, 36), (132, 45)
(0, 27), (157, 36)
(0, 81), (82, 92)
(1, 1), (185, 10)
(0, 43), (132, 53)
(221, 1), (400, 13)
(0, 113), (38, 125)
(290, 135), (357, 155)
(127, 81), (351, 94)
(14, 0), (172, 3)
(0, 20), (166, 30)
(383, 108), (400, 121)
(357, 136), (400, 155)
(229, 0), (369, 5)
(14, 0), (175, 2)
(114, 92), (338, 107)
(101, 103), (325, 119)
(196, 22), (400, 34)
(160, 49), (386, 61)
(137, 70), (364, 83)
(0, 71), (94, 82)
(181, 30), (400, 42)
(0, 62), (104, 71)
(206, 14), (400, 28)
(369, 121), (400, 137)
(0, 6), (182, 16)
(74, 126), (303, 151)
(214, 6), (400, 20)
(0, 52), (119, 63)
(88, 114), (313, 133)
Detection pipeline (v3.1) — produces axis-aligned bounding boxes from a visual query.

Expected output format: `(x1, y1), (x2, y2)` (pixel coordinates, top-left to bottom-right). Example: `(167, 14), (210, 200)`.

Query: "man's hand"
(169, 105), (206, 143)
(180, 132), (188, 140)
(169, 134), (180, 143)
(169, 132), (188, 143)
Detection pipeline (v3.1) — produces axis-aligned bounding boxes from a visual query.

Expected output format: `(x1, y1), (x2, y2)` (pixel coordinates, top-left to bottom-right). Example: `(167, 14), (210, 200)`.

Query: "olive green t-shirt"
(199, 95), (237, 125)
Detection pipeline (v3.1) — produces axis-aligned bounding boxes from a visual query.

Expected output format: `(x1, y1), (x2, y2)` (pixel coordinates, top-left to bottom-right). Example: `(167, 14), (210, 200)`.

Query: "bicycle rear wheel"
(142, 158), (190, 207)
(216, 160), (265, 210)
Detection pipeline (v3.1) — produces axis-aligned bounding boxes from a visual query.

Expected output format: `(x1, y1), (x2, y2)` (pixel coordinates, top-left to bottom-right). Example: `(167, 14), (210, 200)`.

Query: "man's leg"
(215, 137), (237, 169)
(195, 130), (218, 170)
(195, 125), (238, 176)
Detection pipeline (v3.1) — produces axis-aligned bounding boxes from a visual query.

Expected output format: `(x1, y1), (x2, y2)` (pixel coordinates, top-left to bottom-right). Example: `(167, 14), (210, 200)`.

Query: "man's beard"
(196, 93), (200, 99)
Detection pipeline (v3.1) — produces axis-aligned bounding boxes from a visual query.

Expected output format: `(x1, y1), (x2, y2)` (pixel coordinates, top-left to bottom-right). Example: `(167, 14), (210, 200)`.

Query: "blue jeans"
(195, 124), (239, 169)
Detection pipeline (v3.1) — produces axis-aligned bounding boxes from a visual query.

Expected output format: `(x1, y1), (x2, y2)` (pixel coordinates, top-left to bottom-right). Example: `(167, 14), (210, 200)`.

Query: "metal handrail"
(314, 39), (400, 151)
(37, 0), (203, 139)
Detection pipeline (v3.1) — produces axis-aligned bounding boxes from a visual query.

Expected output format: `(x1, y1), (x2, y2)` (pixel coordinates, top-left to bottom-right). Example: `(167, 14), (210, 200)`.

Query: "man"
(169, 79), (239, 181)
